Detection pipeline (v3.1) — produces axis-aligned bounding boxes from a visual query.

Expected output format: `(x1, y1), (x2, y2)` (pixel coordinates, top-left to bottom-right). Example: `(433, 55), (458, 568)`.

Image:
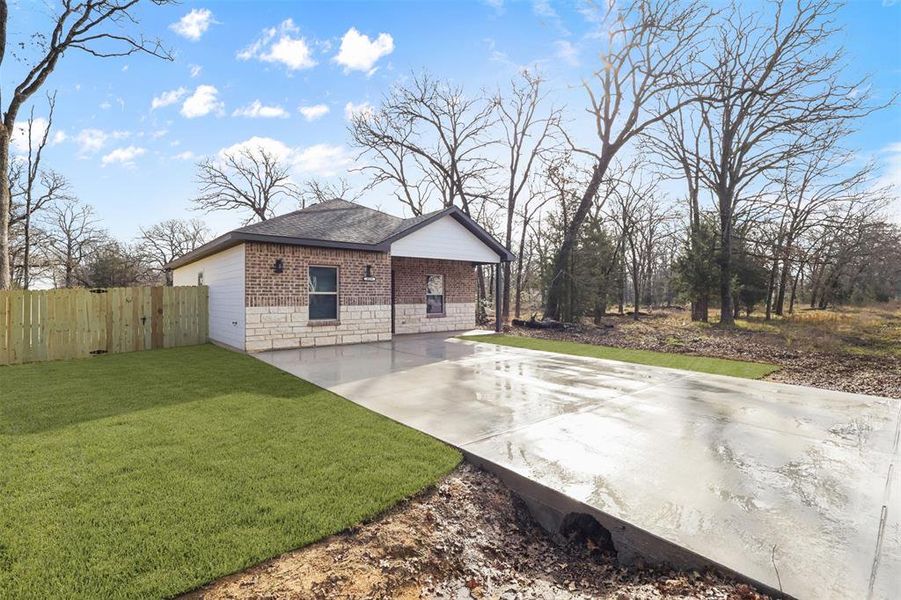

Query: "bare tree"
(513, 166), (556, 318)
(644, 99), (711, 320)
(543, 0), (710, 320)
(687, 0), (882, 325)
(0, 0), (174, 289)
(44, 197), (103, 288)
(137, 218), (210, 284)
(192, 146), (300, 223)
(767, 149), (875, 317)
(494, 70), (560, 320)
(7, 93), (68, 288)
(350, 71), (497, 216)
(299, 177), (362, 208)
(609, 172), (670, 320)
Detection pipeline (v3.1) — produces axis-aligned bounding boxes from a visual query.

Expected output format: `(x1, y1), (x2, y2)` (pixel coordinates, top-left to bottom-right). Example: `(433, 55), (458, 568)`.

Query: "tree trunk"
(774, 239), (793, 316)
(618, 261), (625, 314)
(764, 256), (779, 321)
(502, 261), (511, 321)
(631, 268), (640, 321)
(717, 209), (734, 326)
(0, 128), (10, 289)
(593, 299), (607, 325)
(476, 265), (487, 324)
(789, 265), (802, 315)
(690, 294), (709, 322)
(544, 160), (606, 320)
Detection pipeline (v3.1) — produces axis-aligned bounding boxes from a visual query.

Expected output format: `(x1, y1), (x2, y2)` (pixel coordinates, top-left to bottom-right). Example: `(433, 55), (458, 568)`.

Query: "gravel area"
(183, 463), (767, 600)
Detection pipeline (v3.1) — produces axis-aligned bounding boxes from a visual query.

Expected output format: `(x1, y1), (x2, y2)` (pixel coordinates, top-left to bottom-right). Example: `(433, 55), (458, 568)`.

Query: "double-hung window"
(309, 266), (338, 320)
(426, 274), (445, 316)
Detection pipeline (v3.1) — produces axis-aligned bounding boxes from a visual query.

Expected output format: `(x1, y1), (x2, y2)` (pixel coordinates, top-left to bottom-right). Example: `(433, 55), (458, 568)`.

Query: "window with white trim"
(309, 266), (338, 320)
(426, 274), (444, 315)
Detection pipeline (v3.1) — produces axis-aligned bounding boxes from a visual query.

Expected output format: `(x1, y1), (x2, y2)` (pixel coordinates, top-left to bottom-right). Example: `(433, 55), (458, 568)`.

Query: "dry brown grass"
(509, 302), (901, 397)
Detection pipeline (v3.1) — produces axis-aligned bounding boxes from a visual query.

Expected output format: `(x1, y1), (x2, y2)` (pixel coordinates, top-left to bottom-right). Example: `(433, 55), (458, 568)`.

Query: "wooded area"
(0, 0), (898, 329)
(0, 286), (208, 364)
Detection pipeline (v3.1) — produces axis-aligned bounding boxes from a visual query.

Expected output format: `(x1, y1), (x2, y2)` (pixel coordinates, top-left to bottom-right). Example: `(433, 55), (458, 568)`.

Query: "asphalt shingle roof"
(234, 199), (413, 245)
(166, 198), (513, 269)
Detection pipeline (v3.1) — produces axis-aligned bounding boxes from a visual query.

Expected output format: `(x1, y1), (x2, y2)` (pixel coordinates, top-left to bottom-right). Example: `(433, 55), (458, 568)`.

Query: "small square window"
(426, 274), (444, 315)
(309, 266), (338, 320)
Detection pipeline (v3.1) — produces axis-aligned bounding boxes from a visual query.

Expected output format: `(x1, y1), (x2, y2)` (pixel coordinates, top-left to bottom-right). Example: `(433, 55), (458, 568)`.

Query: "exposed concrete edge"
(461, 450), (792, 600)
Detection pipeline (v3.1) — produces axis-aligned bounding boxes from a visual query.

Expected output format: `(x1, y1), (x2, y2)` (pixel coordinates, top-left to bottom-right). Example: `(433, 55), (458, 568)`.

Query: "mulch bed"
(184, 463), (767, 600)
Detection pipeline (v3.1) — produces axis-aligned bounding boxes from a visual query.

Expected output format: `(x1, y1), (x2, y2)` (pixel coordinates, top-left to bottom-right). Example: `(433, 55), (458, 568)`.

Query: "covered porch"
(385, 209), (512, 335)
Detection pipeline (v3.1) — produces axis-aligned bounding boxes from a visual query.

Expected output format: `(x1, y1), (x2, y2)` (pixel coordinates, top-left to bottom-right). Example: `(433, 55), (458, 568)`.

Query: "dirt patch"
(183, 464), (767, 600)
(509, 306), (900, 398)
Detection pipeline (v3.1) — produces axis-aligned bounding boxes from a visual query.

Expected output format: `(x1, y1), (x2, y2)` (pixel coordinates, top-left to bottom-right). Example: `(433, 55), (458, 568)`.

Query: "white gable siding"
(390, 215), (500, 263)
(172, 244), (246, 350)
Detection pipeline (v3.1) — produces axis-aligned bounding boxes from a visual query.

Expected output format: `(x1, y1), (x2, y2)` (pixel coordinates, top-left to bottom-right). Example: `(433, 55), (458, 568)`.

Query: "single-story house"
(166, 199), (513, 352)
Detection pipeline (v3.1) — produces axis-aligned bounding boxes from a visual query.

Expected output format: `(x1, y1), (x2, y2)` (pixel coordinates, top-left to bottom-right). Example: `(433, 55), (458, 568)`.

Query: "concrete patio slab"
(256, 332), (900, 600)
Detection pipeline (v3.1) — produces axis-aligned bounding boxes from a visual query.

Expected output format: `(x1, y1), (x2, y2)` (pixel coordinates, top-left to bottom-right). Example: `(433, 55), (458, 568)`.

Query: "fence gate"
(0, 286), (209, 365)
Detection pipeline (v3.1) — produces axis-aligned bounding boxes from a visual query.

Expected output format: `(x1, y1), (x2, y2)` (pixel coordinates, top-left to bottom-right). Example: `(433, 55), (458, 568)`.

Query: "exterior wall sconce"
(363, 265), (375, 281)
(273, 259), (284, 274)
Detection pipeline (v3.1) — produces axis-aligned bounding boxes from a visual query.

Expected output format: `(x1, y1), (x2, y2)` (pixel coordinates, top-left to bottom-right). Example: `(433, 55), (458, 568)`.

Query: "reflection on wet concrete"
(256, 332), (900, 600)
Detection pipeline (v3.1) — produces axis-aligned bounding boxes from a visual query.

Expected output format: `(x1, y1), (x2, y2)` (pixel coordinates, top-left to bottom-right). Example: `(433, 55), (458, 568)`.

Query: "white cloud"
(189, 64), (203, 78)
(232, 100), (289, 119)
(219, 136), (294, 162)
(237, 19), (316, 71)
(554, 40), (579, 66)
(295, 144), (351, 176)
(99, 100), (112, 110)
(150, 129), (168, 140)
(344, 101), (373, 121)
(101, 146), (146, 167)
(217, 136), (351, 177)
(299, 103), (330, 121)
(151, 87), (187, 110)
(10, 117), (50, 153)
(52, 130), (67, 145)
(878, 143), (901, 190)
(180, 85), (224, 118)
(170, 8), (215, 41)
(334, 28), (394, 74)
(533, 0), (570, 35)
(173, 151), (196, 161)
(75, 128), (109, 155)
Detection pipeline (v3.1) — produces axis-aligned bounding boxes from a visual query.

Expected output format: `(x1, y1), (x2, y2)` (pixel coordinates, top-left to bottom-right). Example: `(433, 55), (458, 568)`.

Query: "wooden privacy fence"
(0, 286), (209, 365)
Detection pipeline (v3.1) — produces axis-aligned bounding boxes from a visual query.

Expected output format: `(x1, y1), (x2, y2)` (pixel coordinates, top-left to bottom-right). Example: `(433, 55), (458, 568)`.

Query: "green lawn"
(464, 334), (779, 379)
(0, 345), (460, 599)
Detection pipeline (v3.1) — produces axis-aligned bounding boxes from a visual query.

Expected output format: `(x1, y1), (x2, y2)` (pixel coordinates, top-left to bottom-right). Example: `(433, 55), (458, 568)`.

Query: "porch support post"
(495, 262), (502, 333)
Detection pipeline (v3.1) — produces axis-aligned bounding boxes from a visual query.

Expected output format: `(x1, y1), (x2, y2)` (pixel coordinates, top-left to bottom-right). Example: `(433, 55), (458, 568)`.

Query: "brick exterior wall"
(244, 243), (391, 351)
(240, 245), (479, 351)
(245, 242), (390, 307)
(391, 257), (477, 334)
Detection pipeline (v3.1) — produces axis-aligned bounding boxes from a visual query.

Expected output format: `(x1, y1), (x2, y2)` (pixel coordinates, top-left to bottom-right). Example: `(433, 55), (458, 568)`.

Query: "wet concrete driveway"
(256, 332), (900, 600)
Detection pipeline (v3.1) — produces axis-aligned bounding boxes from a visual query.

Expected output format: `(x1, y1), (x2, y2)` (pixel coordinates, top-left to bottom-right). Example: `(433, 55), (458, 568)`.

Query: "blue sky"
(6, 0), (901, 240)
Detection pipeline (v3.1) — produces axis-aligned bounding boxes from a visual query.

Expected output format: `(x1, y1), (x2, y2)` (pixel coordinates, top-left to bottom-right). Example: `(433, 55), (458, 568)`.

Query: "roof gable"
(390, 214), (503, 263)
